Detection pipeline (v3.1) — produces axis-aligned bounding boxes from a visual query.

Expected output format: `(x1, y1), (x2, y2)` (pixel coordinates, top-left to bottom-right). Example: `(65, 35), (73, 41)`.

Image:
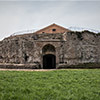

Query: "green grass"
(0, 69), (100, 100)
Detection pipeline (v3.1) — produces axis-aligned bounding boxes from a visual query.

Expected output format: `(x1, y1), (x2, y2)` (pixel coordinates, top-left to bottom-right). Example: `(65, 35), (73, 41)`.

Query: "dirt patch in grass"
(0, 68), (57, 71)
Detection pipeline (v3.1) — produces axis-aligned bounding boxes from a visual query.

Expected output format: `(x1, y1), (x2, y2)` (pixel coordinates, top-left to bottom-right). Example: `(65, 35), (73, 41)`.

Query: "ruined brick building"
(0, 24), (100, 69)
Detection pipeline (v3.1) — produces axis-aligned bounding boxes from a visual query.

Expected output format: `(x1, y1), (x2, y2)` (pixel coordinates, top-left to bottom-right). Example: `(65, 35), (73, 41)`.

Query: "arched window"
(42, 44), (55, 55)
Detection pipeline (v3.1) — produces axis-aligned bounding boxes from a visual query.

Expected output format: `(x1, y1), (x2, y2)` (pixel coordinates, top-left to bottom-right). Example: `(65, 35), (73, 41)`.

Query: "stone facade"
(0, 24), (100, 69)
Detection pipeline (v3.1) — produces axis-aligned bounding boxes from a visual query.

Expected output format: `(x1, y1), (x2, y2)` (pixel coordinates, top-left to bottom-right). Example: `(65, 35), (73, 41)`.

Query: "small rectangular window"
(52, 29), (56, 31)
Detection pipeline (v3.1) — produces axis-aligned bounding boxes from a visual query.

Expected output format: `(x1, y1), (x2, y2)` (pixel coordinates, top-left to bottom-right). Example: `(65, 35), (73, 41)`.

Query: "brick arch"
(42, 44), (56, 55)
(42, 44), (56, 69)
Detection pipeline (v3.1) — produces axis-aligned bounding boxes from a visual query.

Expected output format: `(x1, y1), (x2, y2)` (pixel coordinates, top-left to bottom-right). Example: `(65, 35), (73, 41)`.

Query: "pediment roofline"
(35, 23), (70, 33)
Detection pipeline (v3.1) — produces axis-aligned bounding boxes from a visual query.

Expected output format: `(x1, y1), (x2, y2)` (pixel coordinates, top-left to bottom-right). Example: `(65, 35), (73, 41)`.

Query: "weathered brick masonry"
(0, 24), (100, 69)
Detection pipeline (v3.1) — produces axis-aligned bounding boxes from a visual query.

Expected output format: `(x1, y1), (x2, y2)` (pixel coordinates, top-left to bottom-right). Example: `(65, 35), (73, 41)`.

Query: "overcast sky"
(0, 1), (100, 40)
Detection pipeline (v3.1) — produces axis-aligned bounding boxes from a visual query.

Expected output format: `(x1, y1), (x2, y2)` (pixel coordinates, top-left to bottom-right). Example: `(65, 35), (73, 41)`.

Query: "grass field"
(0, 69), (100, 100)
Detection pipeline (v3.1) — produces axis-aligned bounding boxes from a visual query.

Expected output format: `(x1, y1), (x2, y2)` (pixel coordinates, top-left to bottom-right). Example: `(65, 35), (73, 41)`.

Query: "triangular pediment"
(35, 23), (70, 34)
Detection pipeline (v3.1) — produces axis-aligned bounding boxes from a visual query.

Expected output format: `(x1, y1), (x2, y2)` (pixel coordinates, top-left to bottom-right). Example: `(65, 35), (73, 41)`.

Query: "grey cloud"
(0, 1), (100, 40)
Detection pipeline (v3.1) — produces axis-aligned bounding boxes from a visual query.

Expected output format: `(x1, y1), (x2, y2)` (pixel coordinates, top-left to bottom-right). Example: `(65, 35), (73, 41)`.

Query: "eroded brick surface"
(0, 24), (100, 68)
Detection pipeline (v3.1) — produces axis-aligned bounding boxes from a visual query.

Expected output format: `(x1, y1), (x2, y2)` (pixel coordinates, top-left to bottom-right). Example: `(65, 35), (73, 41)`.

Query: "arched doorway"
(43, 54), (56, 69)
(42, 44), (56, 69)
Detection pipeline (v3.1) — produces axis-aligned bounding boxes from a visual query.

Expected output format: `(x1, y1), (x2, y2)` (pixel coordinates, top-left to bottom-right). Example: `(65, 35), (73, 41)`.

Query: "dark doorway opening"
(43, 54), (56, 69)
